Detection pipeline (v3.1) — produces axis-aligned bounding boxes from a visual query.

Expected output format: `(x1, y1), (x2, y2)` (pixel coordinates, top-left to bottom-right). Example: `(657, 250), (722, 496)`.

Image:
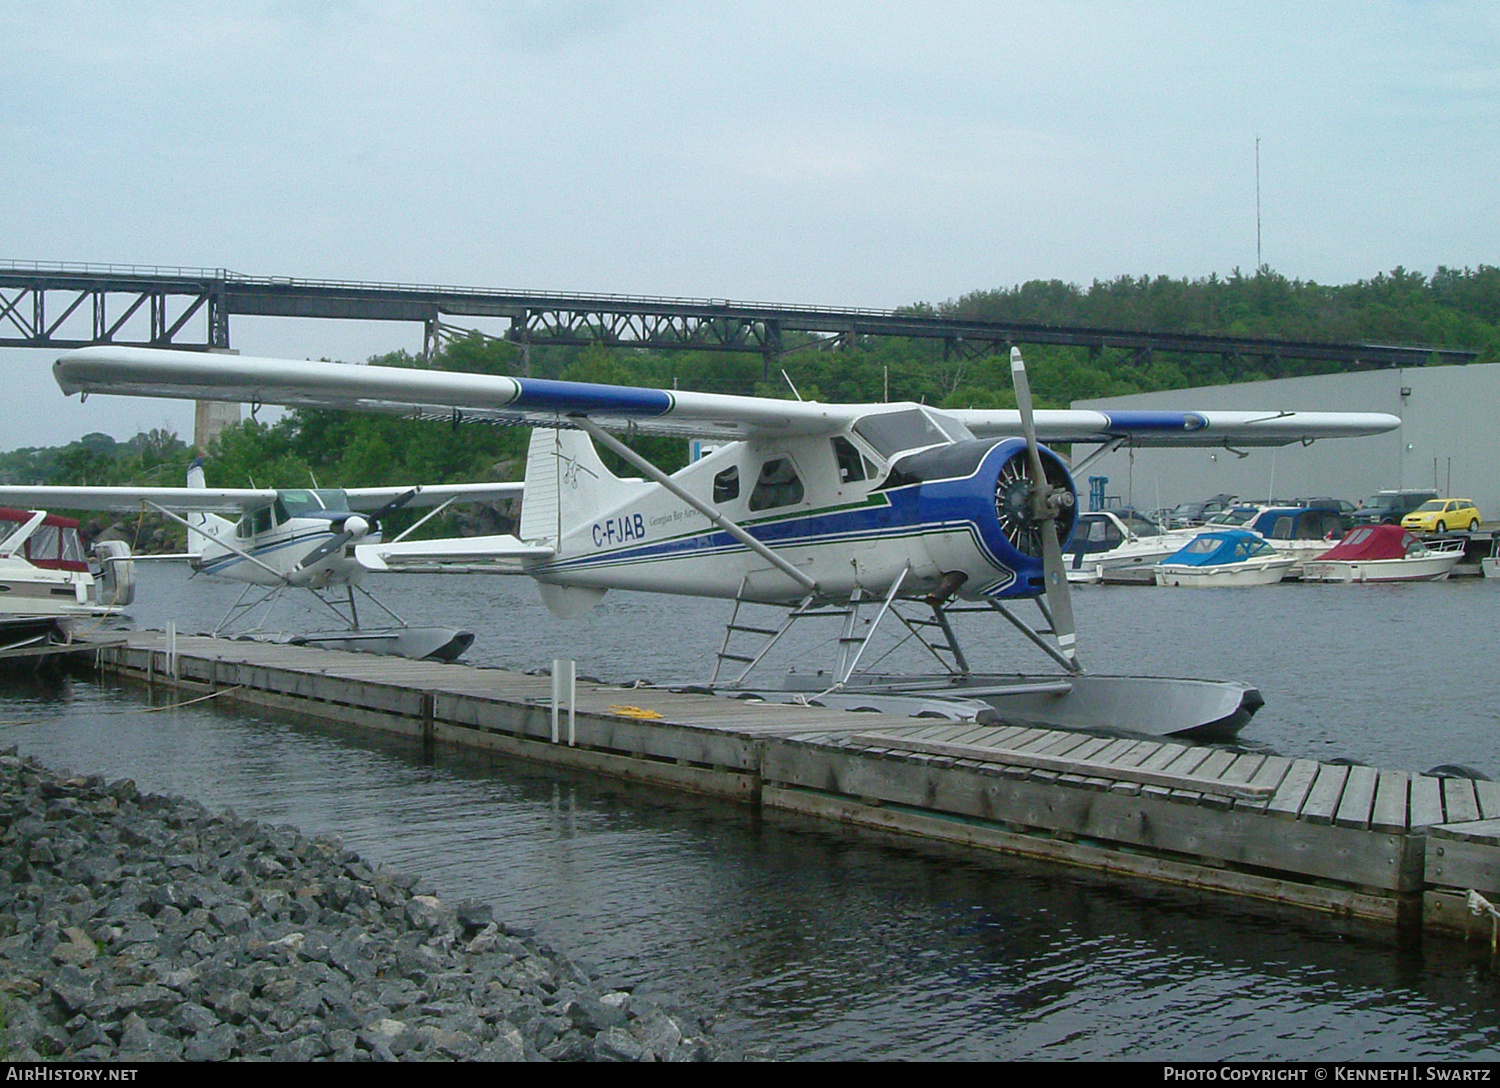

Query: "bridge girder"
(0, 263), (1478, 372)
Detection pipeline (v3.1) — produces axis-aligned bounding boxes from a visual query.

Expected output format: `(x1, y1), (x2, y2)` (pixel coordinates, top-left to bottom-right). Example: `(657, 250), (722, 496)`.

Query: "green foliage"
(13, 263), (1500, 500)
(0, 428), (192, 487)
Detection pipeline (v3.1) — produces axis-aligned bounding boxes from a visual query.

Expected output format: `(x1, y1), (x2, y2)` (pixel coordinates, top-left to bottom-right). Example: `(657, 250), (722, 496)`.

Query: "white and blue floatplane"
(46, 345), (1400, 737)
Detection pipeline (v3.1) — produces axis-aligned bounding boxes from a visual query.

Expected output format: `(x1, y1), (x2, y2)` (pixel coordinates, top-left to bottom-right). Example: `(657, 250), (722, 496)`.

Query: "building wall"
(1072, 363), (1500, 518)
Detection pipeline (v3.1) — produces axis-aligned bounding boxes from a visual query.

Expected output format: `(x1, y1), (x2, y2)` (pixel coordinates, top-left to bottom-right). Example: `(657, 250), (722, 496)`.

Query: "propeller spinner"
(289, 488), (420, 582)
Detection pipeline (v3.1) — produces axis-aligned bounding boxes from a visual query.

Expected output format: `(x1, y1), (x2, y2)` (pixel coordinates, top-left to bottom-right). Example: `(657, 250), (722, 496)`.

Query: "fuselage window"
(749, 457), (804, 512)
(714, 465), (740, 503)
(251, 506), (274, 535)
(831, 437), (866, 483)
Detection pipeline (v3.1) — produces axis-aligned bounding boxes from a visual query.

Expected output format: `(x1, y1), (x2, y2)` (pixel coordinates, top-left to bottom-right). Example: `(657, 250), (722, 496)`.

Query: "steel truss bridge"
(0, 261), (1477, 374)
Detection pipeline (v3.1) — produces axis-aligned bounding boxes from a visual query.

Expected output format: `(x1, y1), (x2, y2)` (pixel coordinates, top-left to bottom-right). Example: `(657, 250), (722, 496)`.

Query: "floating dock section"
(95, 632), (1500, 940)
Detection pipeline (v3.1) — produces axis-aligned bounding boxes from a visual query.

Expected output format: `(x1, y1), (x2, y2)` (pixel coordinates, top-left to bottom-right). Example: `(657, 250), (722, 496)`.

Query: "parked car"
(1166, 493), (1238, 529)
(1401, 498), (1482, 533)
(1296, 497), (1358, 534)
(1353, 489), (1440, 526)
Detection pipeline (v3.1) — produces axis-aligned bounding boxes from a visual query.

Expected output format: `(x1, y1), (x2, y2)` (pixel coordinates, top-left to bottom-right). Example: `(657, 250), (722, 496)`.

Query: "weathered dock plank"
(1300, 763), (1350, 825)
(1334, 766), (1379, 830)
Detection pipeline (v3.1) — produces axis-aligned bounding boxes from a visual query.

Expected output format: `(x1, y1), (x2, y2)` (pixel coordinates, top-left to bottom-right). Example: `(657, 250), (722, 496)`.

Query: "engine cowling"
(881, 438), (1078, 599)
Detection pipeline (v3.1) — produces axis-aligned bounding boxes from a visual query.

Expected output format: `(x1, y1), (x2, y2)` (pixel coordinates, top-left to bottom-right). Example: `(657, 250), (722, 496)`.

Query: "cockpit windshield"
(852, 408), (970, 459)
(277, 489), (350, 518)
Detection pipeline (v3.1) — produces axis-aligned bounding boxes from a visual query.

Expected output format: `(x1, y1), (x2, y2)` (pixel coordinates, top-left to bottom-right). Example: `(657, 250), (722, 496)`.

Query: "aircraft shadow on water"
(45, 345), (1398, 735)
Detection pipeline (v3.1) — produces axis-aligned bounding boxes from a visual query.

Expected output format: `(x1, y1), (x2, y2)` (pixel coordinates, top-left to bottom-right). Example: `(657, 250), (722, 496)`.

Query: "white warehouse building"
(1071, 361), (1500, 518)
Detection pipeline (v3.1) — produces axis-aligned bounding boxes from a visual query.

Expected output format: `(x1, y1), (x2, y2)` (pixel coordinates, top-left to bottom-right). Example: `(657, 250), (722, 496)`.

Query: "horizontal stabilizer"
(355, 534), (555, 573)
(345, 482), (523, 511)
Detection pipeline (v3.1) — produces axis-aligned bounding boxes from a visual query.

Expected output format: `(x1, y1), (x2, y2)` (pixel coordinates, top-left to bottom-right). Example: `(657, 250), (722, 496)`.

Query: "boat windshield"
(1120, 515), (1162, 537)
(1207, 507), (1260, 527)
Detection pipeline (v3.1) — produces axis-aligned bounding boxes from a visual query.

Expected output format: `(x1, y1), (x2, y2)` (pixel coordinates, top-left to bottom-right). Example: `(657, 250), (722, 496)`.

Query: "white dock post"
(551, 658), (576, 746)
(166, 622), (178, 679)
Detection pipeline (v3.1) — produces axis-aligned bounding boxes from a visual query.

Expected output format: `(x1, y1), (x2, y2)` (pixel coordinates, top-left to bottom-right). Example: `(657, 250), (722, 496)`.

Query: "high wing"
(956, 408), (1403, 447)
(55, 346), (849, 440)
(0, 485), (277, 515)
(53, 345), (1401, 446)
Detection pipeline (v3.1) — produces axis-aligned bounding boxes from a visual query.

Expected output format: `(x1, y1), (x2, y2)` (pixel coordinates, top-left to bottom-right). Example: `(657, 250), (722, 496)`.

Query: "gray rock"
(0, 752), (740, 1064)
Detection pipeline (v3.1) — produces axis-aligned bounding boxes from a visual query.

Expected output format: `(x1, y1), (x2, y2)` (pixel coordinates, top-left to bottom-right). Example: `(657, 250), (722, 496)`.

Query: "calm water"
(3, 565), (1499, 1060)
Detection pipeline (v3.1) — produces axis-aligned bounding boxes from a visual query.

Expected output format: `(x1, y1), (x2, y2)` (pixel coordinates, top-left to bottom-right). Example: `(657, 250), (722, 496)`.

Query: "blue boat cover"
(1162, 529), (1279, 567)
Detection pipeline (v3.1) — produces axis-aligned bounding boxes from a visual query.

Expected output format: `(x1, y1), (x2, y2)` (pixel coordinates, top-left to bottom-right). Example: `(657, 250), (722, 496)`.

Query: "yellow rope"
(0, 685), (244, 727)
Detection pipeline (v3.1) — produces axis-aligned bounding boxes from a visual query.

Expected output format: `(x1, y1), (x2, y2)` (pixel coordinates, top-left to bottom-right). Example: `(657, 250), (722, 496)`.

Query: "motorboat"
(0, 507), (135, 635)
(1302, 524), (1464, 583)
(1203, 504), (1349, 577)
(1154, 529), (1297, 587)
(1063, 510), (1194, 584)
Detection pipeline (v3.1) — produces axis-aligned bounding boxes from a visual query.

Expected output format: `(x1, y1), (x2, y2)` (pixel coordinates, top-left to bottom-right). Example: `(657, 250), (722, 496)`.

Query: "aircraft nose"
(344, 515), (370, 541)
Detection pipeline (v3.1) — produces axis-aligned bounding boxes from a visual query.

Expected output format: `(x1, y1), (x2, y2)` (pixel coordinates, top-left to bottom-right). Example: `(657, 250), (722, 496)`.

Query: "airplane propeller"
(289, 489), (420, 581)
(1008, 347), (1080, 672)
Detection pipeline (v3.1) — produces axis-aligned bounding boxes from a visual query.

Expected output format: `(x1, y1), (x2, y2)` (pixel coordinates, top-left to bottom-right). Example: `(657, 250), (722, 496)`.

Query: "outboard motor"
(91, 540), (136, 607)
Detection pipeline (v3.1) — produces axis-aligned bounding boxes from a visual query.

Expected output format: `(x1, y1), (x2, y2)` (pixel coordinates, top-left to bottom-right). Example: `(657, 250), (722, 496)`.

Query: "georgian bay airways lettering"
(593, 513), (647, 547)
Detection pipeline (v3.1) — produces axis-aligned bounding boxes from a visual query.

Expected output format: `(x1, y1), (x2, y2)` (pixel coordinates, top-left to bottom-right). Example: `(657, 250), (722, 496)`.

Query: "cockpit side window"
(831, 436), (866, 483)
(713, 465), (740, 503)
(749, 457), (805, 512)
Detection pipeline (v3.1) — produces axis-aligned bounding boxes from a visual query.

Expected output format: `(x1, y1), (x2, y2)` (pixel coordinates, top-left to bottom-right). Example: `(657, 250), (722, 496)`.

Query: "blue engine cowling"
(879, 437), (1078, 599)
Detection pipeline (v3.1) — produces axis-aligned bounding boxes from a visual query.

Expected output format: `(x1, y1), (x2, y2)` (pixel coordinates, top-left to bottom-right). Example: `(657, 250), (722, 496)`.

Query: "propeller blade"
(369, 488), (420, 528)
(291, 529), (354, 578)
(1009, 348), (1047, 484)
(1039, 514), (1079, 670)
(1010, 347), (1081, 672)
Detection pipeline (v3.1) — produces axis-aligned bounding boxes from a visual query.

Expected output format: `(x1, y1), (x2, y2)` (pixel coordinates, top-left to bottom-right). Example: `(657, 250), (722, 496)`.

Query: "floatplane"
(0, 461), (521, 661)
(49, 344), (1398, 736)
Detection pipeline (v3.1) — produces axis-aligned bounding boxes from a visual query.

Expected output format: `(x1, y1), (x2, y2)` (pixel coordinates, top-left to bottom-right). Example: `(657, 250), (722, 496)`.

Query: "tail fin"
(184, 457), (227, 551)
(520, 427), (629, 544)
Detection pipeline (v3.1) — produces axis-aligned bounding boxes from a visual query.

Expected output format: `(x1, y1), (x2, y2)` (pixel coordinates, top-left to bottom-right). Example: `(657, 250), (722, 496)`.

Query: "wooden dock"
(92, 631), (1500, 939)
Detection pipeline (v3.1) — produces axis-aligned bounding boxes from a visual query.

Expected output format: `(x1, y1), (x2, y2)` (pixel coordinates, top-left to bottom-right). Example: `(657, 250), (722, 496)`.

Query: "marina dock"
(94, 630), (1500, 941)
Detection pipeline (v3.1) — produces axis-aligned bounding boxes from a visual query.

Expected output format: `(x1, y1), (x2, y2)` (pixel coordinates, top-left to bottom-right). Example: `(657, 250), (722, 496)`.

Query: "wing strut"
(572, 416), (817, 593)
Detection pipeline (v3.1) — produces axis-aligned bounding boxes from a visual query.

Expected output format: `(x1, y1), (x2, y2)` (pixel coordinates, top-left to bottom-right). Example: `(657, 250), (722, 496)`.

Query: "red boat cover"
(1315, 524), (1421, 561)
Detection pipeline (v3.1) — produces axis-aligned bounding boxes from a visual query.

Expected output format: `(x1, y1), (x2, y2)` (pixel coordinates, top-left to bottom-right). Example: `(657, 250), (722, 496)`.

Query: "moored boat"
(1064, 510), (1194, 584)
(1203, 504), (1349, 577)
(1302, 524), (1464, 583)
(0, 507), (135, 628)
(1154, 529), (1296, 587)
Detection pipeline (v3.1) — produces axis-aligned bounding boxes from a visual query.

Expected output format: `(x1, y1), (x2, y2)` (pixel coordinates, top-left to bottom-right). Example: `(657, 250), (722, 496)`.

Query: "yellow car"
(1401, 498), (1482, 533)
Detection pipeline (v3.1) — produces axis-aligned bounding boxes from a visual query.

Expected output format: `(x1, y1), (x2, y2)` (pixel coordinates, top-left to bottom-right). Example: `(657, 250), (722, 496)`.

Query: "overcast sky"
(3, 1), (1496, 451)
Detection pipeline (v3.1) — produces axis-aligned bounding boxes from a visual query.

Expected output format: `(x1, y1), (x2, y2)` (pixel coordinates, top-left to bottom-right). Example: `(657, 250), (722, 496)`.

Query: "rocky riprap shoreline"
(0, 748), (738, 1061)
